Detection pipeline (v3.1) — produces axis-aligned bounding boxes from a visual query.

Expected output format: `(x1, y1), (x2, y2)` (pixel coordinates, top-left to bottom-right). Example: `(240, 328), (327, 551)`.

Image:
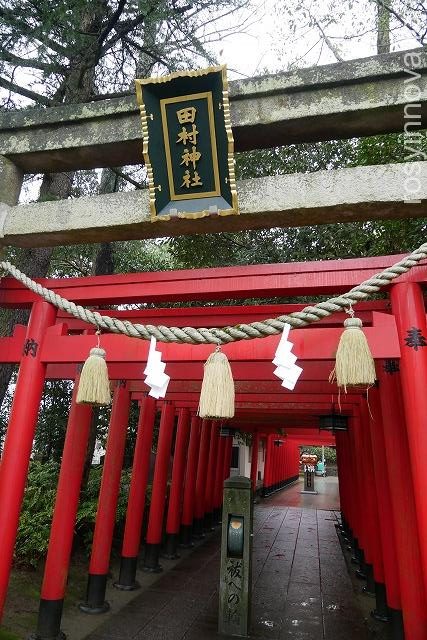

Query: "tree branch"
(0, 47), (64, 72)
(122, 36), (169, 67)
(111, 168), (145, 189)
(0, 75), (52, 105)
(98, 0), (127, 45)
(0, 8), (70, 57)
(312, 17), (344, 62)
(100, 13), (147, 55)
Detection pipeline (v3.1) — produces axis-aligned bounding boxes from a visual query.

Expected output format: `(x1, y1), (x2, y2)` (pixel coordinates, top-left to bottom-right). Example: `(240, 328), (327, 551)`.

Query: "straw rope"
(1, 241), (426, 345)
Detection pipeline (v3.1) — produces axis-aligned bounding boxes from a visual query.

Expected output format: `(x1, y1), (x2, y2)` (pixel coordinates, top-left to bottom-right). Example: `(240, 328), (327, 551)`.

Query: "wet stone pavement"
(85, 480), (372, 640)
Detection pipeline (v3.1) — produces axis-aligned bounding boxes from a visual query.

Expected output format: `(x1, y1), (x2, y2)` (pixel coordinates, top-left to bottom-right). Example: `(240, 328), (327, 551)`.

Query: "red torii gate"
(0, 254), (427, 638)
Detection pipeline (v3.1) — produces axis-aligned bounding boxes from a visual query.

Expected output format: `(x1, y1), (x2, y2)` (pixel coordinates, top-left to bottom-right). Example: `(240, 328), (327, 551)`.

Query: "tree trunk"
(81, 167), (119, 484)
(377, 0), (391, 54)
(0, 5), (108, 412)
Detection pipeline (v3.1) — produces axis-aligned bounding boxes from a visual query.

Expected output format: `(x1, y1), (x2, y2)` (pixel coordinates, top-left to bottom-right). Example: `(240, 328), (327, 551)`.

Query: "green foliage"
(75, 465), (132, 549)
(15, 462), (136, 568)
(33, 380), (73, 462)
(0, 0), (252, 109)
(15, 462), (59, 568)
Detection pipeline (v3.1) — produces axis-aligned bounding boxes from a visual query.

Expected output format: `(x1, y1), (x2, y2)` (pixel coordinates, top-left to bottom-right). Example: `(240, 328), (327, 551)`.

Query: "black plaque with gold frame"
(135, 65), (238, 221)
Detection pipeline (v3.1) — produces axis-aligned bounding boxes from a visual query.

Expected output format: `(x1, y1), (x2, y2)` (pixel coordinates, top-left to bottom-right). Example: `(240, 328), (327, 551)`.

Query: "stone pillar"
(0, 155), (23, 205)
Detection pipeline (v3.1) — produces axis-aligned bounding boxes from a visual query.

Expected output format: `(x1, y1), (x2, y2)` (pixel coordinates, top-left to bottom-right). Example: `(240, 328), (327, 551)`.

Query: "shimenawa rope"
(1, 240), (426, 345)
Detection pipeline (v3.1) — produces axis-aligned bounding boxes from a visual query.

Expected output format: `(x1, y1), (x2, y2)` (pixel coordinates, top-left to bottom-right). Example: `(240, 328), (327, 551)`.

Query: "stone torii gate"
(0, 47), (426, 640)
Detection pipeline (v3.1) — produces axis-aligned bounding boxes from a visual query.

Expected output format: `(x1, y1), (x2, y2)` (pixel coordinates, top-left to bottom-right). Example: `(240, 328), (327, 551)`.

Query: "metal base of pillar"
(162, 534), (181, 560)
(212, 507), (222, 526)
(300, 490), (318, 495)
(389, 608), (404, 640)
(179, 524), (194, 548)
(192, 518), (205, 539)
(371, 582), (390, 623)
(371, 610), (391, 623)
(79, 574), (110, 614)
(143, 543), (163, 572)
(79, 574), (110, 615)
(355, 569), (367, 580)
(364, 563), (375, 595)
(113, 556), (140, 591)
(30, 599), (66, 640)
(203, 511), (214, 530)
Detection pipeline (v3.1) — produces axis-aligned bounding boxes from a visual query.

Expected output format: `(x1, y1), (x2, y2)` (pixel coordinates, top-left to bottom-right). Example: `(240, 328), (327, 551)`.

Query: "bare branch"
(0, 75), (52, 105)
(111, 168), (145, 189)
(312, 17), (344, 61)
(0, 47), (64, 72)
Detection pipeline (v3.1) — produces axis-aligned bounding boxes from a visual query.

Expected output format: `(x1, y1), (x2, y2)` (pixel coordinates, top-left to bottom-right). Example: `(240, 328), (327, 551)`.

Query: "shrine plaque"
(135, 65), (238, 221)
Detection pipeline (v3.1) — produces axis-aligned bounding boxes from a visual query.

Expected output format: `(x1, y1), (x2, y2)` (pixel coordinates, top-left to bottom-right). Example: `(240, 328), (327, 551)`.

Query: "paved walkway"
(85, 478), (373, 640)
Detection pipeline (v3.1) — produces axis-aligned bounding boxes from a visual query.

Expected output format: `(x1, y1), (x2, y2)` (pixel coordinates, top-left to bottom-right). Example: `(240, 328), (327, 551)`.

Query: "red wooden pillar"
(279, 441), (285, 486)
(204, 422), (220, 528)
(180, 416), (201, 546)
(0, 300), (56, 621)
(193, 419), (211, 536)
(34, 375), (92, 640)
(273, 441), (279, 489)
(359, 399), (387, 610)
(366, 390), (401, 622)
(80, 381), (130, 614)
(263, 435), (272, 495)
(347, 410), (368, 568)
(143, 402), (175, 572)
(336, 432), (351, 530)
(335, 432), (349, 530)
(378, 362), (427, 639)
(391, 282), (427, 600)
(115, 395), (156, 590)
(213, 431), (227, 524)
(164, 408), (191, 558)
(250, 432), (260, 492)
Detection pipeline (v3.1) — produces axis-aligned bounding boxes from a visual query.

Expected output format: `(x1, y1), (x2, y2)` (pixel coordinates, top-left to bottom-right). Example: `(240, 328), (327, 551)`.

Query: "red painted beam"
(133, 398), (354, 412)
(126, 379), (358, 395)
(44, 361), (339, 382)
(37, 321), (398, 365)
(56, 301), (389, 331)
(134, 391), (360, 405)
(1, 254), (425, 307)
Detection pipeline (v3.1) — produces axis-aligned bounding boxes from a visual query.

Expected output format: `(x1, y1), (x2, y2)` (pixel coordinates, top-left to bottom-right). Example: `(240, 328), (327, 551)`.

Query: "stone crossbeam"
(2, 161), (425, 247)
(0, 49), (426, 172)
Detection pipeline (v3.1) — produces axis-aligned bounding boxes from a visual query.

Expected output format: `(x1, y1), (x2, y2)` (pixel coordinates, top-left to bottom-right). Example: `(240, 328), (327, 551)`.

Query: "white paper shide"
(144, 336), (170, 399)
(273, 324), (303, 391)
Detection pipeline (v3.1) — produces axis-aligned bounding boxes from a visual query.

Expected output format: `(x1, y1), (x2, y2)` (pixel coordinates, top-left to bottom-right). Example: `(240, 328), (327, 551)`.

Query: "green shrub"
(15, 462), (136, 568)
(15, 461), (59, 568)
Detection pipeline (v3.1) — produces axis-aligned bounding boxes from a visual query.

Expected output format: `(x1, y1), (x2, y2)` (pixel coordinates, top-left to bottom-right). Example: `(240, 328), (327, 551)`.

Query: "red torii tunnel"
(0, 254), (427, 639)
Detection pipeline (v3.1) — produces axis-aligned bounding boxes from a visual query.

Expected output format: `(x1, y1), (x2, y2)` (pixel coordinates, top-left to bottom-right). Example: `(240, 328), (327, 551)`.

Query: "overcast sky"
(210, 0), (419, 80)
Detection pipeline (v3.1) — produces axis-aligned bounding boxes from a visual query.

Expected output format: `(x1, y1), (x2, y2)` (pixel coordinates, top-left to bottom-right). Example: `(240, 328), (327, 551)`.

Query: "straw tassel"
(198, 346), (235, 420)
(329, 313), (376, 392)
(77, 333), (111, 406)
